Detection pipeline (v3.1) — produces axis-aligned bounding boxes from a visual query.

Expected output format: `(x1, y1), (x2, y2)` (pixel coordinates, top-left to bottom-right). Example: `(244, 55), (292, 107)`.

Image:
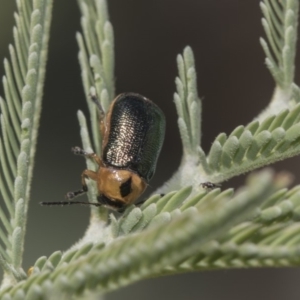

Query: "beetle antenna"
(40, 201), (102, 207)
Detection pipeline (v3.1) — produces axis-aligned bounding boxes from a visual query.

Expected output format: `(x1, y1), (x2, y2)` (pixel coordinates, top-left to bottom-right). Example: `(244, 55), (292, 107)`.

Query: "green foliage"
(156, 0), (300, 192)
(206, 103), (300, 183)
(77, 0), (115, 155)
(0, 170), (279, 298)
(260, 0), (298, 91)
(76, 0), (115, 222)
(174, 47), (201, 156)
(0, 0), (53, 287)
(1, 0), (300, 298)
(258, 0), (300, 120)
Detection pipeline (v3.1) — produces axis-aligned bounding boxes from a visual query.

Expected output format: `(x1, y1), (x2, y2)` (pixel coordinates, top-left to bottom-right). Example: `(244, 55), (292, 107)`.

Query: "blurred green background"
(1, 0), (300, 299)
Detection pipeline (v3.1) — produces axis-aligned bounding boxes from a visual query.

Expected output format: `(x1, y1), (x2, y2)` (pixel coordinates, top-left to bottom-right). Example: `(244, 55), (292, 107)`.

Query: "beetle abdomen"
(102, 93), (165, 182)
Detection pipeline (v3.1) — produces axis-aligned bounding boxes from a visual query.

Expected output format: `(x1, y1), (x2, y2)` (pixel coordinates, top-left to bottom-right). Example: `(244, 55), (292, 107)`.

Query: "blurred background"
(1, 0), (300, 299)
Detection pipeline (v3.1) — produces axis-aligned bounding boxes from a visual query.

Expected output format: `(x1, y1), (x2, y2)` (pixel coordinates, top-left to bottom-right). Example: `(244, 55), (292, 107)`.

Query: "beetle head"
(97, 167), (147, 209)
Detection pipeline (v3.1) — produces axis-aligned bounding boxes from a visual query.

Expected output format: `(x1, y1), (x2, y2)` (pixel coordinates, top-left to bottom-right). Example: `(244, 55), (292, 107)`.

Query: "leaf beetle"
(41, 93), (166, 211)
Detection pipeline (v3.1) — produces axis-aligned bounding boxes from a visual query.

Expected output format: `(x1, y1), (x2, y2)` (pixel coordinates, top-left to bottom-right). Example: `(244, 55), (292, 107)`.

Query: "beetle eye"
(119, 177), (132, 197)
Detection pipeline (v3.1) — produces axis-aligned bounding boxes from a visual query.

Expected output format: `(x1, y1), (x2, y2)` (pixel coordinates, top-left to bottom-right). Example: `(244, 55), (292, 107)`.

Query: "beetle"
(41, 93), (166, 211)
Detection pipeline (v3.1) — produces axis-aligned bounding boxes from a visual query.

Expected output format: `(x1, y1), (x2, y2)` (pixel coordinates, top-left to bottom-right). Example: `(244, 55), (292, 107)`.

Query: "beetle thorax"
(97, 167), (147, 205)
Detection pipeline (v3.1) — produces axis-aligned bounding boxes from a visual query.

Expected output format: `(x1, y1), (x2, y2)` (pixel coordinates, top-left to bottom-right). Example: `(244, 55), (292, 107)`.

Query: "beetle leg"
(65, 169), (97, 199)
(71, 146), (102, 166)
(90, 94), (106, 136)
(91, 94), (105, 120)
(200, 182), (221, 190)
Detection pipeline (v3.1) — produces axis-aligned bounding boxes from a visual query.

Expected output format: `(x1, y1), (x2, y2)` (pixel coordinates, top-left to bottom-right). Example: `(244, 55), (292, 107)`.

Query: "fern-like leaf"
(77, 0), (115, 155)
(160, 179), (300, 274)
(257, 0), (300, 121)
(206, 104), (300, 183)
(155, 46), (207, 195)
(0, 0), (53, 286)
(0, 170), (277, 298)
(174, 46), (201, 156)
(260, 0), (299, 91)
(158, 4), (300, 193)
(1, 0), (299, 298)
(75, 0), (116, 223)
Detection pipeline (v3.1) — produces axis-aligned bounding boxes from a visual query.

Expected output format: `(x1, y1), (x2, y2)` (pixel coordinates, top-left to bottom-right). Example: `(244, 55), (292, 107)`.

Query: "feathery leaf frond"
(76, 110), (108, 221)
(0, 170), (277, 298)
(174, 46), (201, 156)
(161, 182), (300, 274)
(2, 0), (300, 297)
(76, 0), (115, 155)
(75, 0), (116, 222)
(0, 0), (53, 284)
(206, 103), (300, 183)
(260, 0), (299, 90)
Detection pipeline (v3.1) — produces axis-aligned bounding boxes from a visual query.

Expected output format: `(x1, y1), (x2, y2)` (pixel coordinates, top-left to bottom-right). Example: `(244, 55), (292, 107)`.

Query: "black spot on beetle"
(120, 177), (132, 197)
